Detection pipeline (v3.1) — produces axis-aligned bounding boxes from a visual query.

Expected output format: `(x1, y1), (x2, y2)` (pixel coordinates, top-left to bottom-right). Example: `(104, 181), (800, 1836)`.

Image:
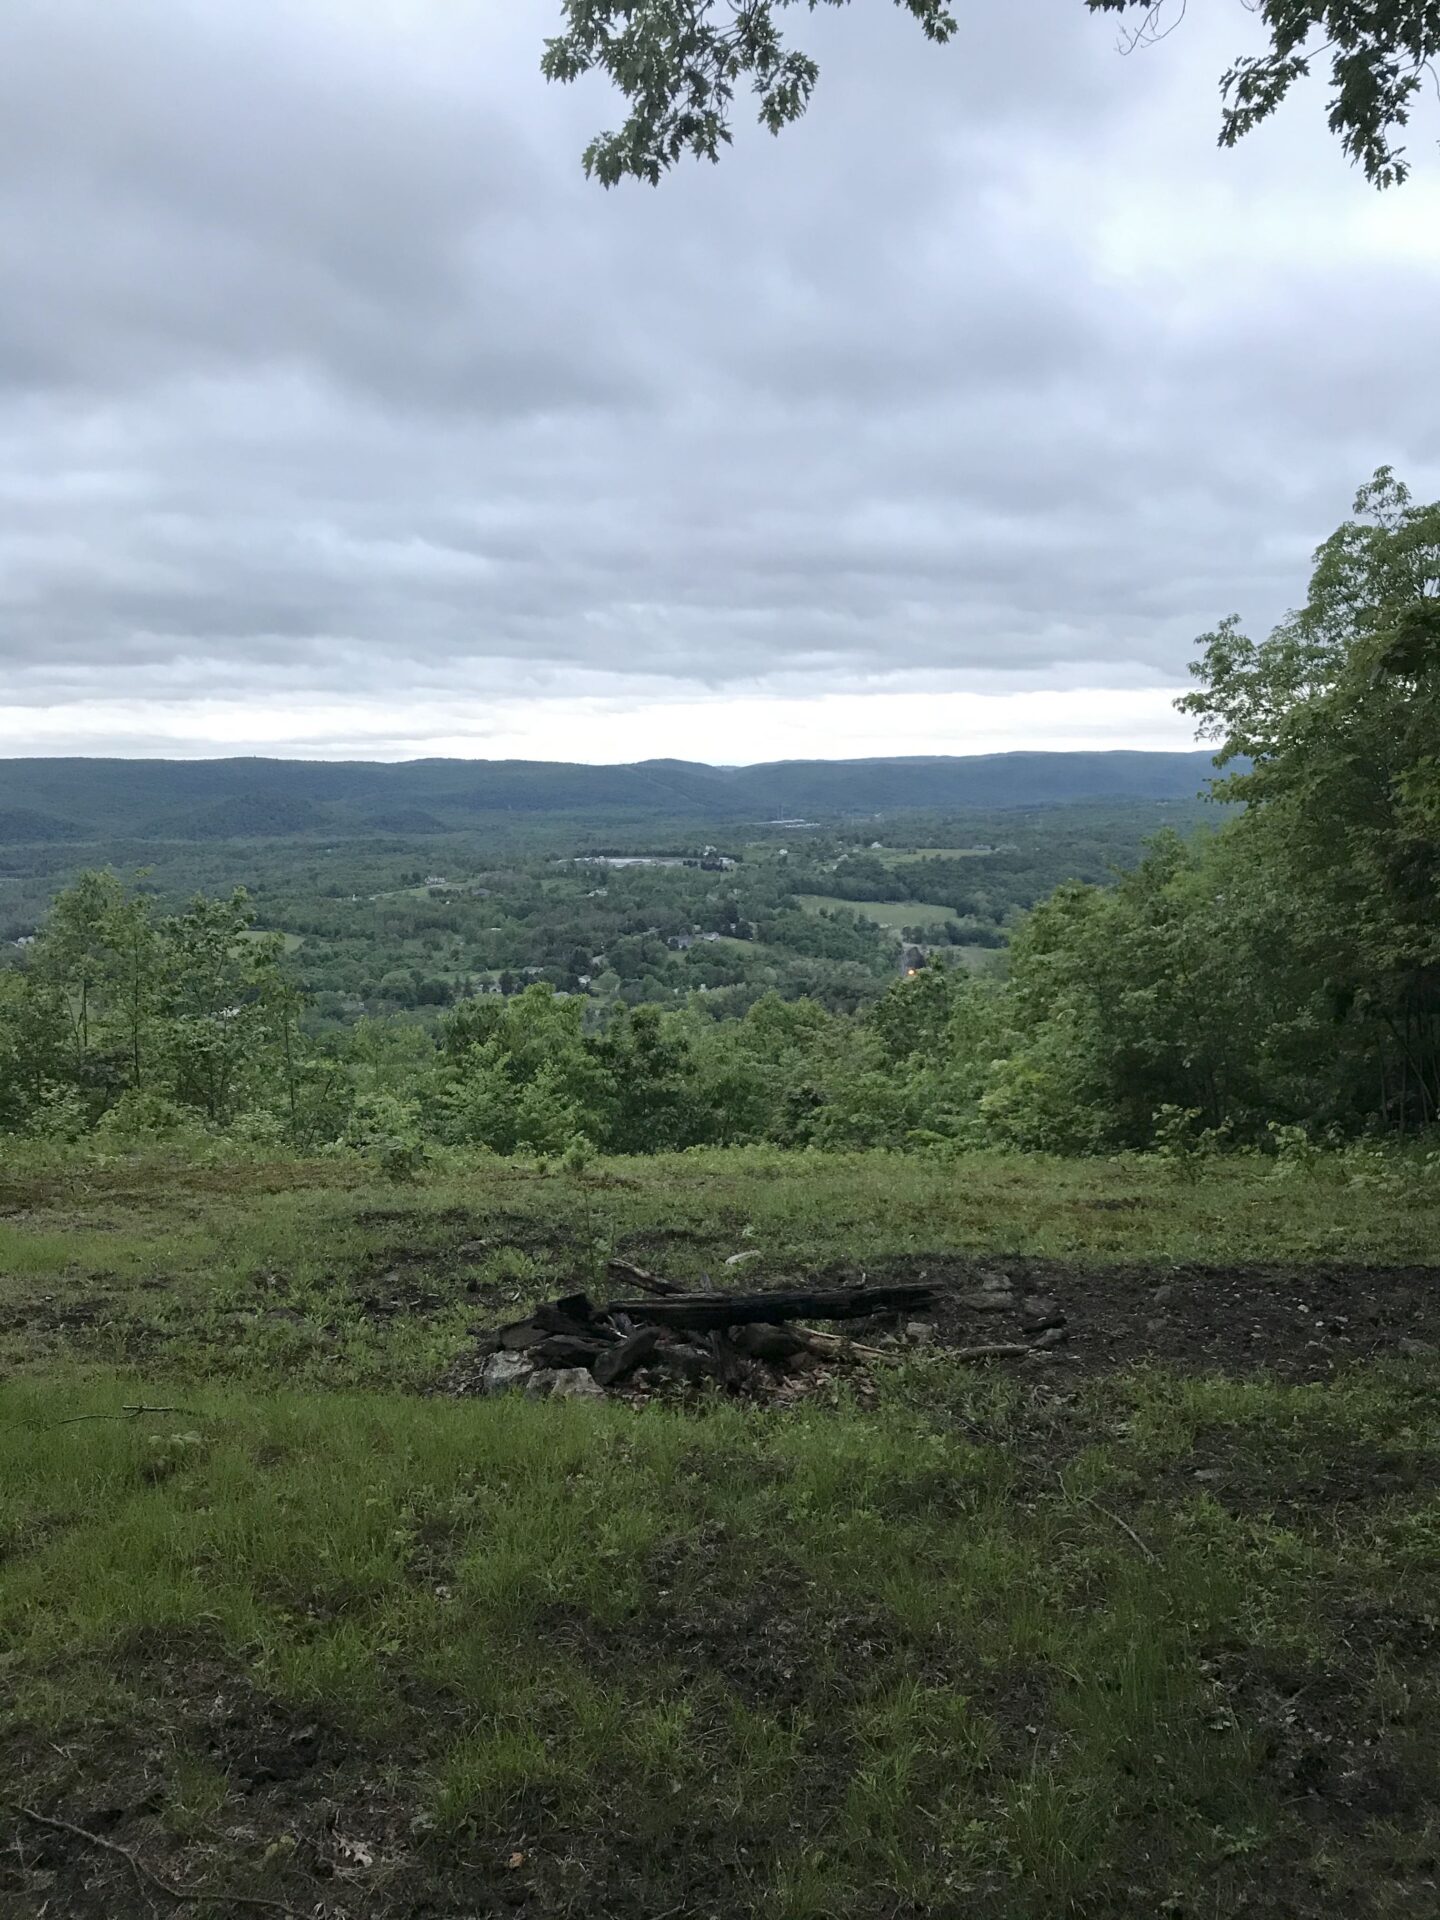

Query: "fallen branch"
(53, 1404), (195, 1428)
(9, 1803), (300, 1915)
(609, 1281), (936, 1333)
(793, 1327), (902, 1364)
(1081, 1495), (1159, 1565)
(796, 1332), (1040, 1365)
(604, 1257), (681, 1297)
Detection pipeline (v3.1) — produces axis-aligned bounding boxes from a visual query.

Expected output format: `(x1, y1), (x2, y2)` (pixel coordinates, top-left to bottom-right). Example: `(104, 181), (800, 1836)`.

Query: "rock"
(479, 1351), (534, 1395)
(547, 1367), (606, 1400)
(960, 1290), (1014, 1313)
(725, 1249), (763, 1268)
(1019, 1295), (1066, 1334)
(1397, 1336), (1435, 1359)
(1192, 1468), (1224, 1484)
(1145, 1317), (1169, 1336)
(904, 1320), (938, 1345)
(979, 1272), (1013, 1295)
(1029, 1325), (1068, 1349)
(1152, 1285), (1176, 1307)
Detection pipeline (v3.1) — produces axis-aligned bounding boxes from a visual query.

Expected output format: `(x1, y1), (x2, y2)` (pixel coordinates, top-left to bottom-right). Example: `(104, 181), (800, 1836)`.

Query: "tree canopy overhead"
(543, 1), (1440, 186)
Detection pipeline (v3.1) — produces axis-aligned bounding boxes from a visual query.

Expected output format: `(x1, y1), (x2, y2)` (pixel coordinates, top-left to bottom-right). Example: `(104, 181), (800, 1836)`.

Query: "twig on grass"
(52, 1405), (195, 1427)
(604, 1257), (681, 1296)
(1081, 1494), (1160, 1565)
(9, 1804), (301, 1916)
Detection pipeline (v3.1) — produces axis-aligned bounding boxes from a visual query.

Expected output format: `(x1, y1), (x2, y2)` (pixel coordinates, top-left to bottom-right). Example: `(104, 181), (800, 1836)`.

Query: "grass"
(3, 1364), (1438, 1915)
(796, 893), (961, 934)
(240, 929), (305, 953)
(1, 1145), (1438, 1916)
(884, 846), (997, 861)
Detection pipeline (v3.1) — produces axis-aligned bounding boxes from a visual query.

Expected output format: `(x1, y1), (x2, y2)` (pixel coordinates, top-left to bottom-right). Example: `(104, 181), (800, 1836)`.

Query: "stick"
(608, 1281), (937, 1332)
(1082, 1495), (1159, 1565)
(604, 1258), (681, 1296)
(795, 1330), (1037, 1365)
(53, 1405), (195, 1428)
(793, 1327), (902, 1364)
(8, 1804), (301, 1915)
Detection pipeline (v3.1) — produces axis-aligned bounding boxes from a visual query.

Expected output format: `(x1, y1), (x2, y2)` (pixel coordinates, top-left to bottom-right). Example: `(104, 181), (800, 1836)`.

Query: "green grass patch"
(796, 894), (961, 934)
(885, 846), (998, 861)
(2, 1367), (1437, 1915)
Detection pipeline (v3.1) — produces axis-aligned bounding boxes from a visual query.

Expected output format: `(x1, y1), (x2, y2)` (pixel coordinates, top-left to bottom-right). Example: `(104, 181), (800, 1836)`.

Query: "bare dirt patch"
(862, 1254), (1440, 1381)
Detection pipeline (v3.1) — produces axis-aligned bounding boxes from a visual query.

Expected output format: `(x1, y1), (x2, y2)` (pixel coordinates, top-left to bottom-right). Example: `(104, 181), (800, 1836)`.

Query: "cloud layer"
(2, 0), (1437, 758)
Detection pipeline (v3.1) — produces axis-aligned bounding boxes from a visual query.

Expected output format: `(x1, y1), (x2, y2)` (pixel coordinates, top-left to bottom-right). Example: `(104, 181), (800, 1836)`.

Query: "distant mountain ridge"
(0, 751), (1219, 842)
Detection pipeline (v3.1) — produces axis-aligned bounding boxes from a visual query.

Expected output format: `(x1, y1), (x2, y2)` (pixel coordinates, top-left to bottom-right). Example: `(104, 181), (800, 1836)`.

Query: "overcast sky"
(2, 0), (1437, 763)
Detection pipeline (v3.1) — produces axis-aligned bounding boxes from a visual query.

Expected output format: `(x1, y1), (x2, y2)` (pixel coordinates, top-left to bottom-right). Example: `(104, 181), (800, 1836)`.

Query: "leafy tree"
(30, 870), (158, 1102)
(1183, 468), (1440, 1127)
(592, 1002), (702, 1151)
(0, 969), (69, 1132)
(544, 1), (1439, 186)
(437, 984), (606, 1152)
(155, 892), (288, 1125)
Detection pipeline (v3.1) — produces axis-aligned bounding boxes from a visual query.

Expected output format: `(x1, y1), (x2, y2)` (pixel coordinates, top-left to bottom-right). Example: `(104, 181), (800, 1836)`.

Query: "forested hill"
(0, 750), (1215, 841)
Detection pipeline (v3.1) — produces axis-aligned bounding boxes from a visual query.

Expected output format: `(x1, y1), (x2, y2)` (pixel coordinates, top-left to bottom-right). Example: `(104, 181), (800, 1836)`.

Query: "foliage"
(544, 1), (1440, 187)
(1182, 468), (1440, 1130)
(0, 875), (294, 1135)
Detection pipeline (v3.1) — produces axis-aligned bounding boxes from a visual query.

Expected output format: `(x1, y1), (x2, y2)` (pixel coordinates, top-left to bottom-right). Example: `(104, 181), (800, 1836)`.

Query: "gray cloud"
(1, 0), (1438, 749)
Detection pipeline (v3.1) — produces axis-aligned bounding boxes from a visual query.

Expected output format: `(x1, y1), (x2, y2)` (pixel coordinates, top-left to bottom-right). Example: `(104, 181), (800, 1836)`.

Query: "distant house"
(668, 934), (695, 951)
(899, 945), (926, 977)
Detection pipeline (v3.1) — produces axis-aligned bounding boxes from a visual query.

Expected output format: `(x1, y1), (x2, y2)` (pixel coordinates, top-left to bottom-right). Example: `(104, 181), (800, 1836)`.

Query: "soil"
(848, 1253), (1440, 1382)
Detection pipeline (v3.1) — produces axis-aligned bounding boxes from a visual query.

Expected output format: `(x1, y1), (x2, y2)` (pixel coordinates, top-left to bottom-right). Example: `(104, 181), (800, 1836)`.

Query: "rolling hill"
(0, 751), (1219, 842)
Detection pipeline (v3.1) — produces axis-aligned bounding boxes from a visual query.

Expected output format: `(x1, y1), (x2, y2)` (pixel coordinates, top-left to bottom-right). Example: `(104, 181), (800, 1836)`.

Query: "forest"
(4, 472), (1436, 1163)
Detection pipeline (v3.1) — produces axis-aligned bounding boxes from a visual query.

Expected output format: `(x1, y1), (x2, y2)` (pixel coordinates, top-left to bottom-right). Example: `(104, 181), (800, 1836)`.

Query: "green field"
(240, 928), (305, 954)
(886, 846), (997, 861)
(1, 1146), (1438, 1917)
(796, 893), (960, 933)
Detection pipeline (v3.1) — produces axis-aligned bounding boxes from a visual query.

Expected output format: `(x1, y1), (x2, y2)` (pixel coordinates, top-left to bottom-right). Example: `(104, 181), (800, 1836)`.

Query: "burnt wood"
(591, 1324), (661, 1386)
(531, 1334), (611, 1368)
(605, 1283), (935, 1333)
